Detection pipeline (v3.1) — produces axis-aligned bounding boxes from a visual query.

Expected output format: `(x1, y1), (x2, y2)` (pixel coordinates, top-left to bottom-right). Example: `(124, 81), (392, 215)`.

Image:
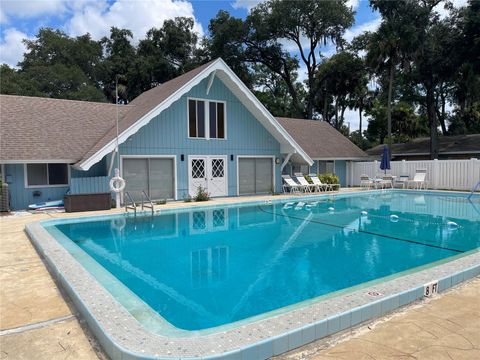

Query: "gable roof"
(77, 58), (312, 170)
(366, 134), (480, 157)
(0, 95), (131, 163)
(276, 117), (369, 160)
(1, 59), (313, 168)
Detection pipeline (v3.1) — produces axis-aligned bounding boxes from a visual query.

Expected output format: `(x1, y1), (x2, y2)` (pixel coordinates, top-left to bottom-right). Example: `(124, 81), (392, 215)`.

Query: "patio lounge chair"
(282, 175), (302, 194)
(379, 174), (394, 188)
(308, 174), (331, 192)
(360, 174), (374, 189)
(294, 173), (317, 193)
(394, 175), (409, 188)
(406, 169), (428, 189)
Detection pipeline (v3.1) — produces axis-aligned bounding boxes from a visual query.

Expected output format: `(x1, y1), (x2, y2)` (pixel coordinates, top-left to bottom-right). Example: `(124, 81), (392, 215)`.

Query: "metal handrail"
(124, 191), (136, 215)
(141, 190), (154, 215)
(468, 180), (480, 199)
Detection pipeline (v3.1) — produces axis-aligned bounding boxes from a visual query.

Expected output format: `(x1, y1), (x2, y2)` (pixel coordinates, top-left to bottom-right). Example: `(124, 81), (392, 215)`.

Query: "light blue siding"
(4, 164), (69, 210)
(71, 157), (107, 178)
(335, 160), (347, 187)
(70, 176), (110, 194)
(118, 76), (282, 197)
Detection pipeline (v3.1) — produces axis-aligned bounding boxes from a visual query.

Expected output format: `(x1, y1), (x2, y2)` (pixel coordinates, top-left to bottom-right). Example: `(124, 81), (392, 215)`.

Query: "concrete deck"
(1, 190), (478, 359)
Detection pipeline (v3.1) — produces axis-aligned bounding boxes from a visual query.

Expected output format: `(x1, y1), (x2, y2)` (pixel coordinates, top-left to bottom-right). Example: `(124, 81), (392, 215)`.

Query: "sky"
(0, 0), (465, 131)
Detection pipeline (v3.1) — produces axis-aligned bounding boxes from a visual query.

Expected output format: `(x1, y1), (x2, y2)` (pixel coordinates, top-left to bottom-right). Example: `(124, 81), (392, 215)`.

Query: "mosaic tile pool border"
(26, 190), (480, 360)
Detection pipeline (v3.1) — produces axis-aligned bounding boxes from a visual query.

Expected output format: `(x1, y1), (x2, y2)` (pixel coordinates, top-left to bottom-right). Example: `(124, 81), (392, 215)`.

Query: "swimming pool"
(28, 190), (480, 359)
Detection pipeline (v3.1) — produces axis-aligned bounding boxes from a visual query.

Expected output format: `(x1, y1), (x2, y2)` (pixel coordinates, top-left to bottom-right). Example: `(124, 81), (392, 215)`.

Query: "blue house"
(0, 59), (367, 210)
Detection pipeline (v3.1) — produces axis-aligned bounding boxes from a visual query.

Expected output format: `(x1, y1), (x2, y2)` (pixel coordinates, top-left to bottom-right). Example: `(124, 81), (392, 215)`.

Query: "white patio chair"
(294, 173), (317, 193)
(360, 174), (374, 189)
(282, 175), (302, 194)
(406, 169), (428, 190)
(380, 174), (394, 188)
(309, 174), (330, 192)
(394, 175), (410, 188)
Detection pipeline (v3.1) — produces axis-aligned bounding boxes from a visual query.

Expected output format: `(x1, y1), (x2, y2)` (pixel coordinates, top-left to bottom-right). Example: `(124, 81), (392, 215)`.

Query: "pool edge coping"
(25, 190), (480, 360)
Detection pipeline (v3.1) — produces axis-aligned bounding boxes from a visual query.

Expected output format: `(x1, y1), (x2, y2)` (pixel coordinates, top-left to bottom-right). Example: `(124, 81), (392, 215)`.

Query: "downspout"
(281, 153), (293, 172)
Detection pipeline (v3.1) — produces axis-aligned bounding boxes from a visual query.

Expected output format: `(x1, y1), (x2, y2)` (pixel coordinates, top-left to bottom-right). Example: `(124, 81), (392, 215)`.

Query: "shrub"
(155, 199), (167, 205)
(318, 173), (340, 190)
(183, 194), (192, 202)
(194, 186), (210, 202)
(304, 175), (313, 184)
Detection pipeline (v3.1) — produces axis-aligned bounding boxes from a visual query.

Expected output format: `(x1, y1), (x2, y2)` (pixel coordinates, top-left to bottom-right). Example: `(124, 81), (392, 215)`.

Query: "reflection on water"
(51, 192), (480, 331)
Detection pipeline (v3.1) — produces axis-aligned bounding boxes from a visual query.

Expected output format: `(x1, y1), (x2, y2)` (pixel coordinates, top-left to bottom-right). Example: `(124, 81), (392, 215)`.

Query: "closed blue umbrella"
(380, 145), (390, 174)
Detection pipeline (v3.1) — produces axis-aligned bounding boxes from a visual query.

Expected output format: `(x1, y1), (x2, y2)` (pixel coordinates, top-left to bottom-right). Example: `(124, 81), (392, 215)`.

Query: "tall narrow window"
(209, 102), (217, 138)
(188, 100), (197, 137)
(197, 100), (205, 137)
(217, 102), (225, 139)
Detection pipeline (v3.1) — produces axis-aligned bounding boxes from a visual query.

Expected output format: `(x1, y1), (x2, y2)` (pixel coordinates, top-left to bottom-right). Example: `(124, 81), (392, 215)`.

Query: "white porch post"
(281, 153), (293, 172)
(432, 158), (439, 189)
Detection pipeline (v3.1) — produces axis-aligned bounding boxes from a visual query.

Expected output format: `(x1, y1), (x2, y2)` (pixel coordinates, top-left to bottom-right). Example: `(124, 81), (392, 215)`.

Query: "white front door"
(189, 156), (227, 197)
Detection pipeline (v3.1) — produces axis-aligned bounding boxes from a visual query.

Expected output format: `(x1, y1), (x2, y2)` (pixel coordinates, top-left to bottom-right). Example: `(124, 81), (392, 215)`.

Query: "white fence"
(348, 158), (480, 191)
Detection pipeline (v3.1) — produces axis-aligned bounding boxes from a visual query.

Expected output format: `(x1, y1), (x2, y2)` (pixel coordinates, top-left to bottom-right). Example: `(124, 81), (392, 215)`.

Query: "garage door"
(238, 157), (273, 195)
(123, 158), (175, 201)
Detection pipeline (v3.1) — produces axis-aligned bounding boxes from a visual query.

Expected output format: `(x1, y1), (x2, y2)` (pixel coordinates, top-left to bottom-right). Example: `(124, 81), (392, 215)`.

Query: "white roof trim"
(75, 58), (312, 170)
(0, 159), (76, 164)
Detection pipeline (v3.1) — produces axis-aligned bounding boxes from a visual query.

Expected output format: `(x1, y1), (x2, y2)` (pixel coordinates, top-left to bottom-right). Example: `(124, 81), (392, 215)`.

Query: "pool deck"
(1, 189), (479, 359)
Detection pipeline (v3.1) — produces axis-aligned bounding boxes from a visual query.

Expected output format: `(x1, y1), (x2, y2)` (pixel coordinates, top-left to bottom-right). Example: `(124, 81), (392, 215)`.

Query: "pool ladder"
(140, 190), (154, 215)
(124, 190), (154, 215)
(468, 180), (480, 199)
(124, 191), (137, 215)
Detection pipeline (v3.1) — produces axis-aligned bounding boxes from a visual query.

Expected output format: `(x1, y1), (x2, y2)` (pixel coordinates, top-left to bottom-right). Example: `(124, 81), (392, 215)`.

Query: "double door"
(189, 156), (227, 197)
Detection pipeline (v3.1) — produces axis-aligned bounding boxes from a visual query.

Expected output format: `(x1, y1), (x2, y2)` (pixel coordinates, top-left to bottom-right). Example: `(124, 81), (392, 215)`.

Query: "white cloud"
(344, 16), (381, 43)
(0, 28), (31, 67)
(343, 107), (365, 132)
(231, 0), (263, 11)
(0, 0), (69, 22)
(66, 0), (203, 42)
(347, 0), (361, 10)
(434, 0), (468, 19)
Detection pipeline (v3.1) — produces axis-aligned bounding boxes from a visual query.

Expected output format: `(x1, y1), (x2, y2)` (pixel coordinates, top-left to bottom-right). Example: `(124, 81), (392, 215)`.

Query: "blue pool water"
(47, 191), (480, 331)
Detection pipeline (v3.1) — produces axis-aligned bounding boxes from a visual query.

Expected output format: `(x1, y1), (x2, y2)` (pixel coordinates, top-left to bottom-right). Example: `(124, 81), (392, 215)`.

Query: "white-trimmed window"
(188, 99), (225, 139)
(26, 163), (69, 187)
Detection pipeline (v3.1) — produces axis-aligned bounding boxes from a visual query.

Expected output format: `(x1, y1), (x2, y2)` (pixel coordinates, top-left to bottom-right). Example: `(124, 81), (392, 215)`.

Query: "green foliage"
(193, 186), (210, 202)
(447, 102), (480, 134)
(349, 130), (371, 150)
(315, 51), (368, 129)
(318, 173), (340, 190)
(365, 100), (428, 144)
(1, 0), (479, 155)
(155, 199), (167, 205)
(183, 193), (192, 202)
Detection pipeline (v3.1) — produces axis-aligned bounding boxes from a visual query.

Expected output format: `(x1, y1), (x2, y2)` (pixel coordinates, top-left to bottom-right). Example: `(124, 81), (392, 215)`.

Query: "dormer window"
(188, 99), (226, 139)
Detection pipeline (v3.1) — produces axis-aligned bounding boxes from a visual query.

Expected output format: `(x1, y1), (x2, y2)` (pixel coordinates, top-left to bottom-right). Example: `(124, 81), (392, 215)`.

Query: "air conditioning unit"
(0, 183), (10, 212)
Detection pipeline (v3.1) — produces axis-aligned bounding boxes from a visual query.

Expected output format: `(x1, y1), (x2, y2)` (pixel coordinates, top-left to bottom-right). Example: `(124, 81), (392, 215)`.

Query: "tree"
(205, 10), (252, 87)
(0, 65), (42, 96)
(6, 28), (106, 101)
(206, 0), (354, 118)
(100, 27), (136, 102)
(365, 100), (427, 144)
(251, 64), (304, 117)
(366, 0), (434, 153)
(315, 51), (366, 129)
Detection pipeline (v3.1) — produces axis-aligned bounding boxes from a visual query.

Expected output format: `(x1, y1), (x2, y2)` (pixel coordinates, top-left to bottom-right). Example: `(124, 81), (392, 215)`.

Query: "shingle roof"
(276, 117), (369, 160)
(0, 95), (131, 162)
(79, 60), (216, 166)
(366, 134), (480, 157)
(0, 60), (216, 164)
